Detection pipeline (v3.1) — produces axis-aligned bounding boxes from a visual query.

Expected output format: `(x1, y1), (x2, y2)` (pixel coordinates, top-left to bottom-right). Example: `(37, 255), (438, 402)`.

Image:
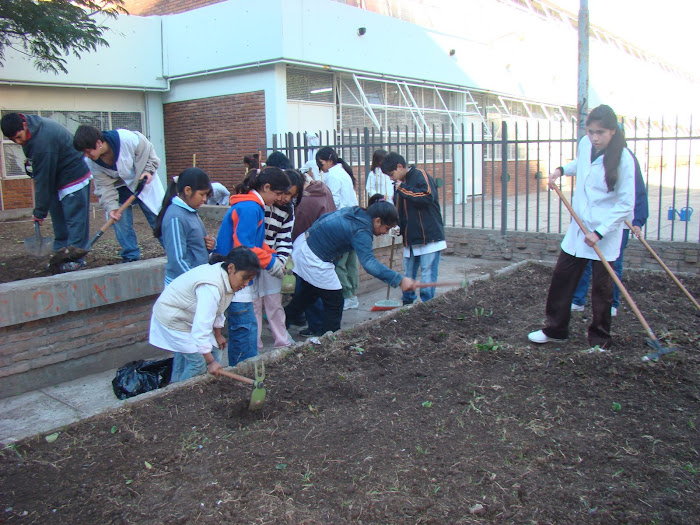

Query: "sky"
(550, 0), (700, 77)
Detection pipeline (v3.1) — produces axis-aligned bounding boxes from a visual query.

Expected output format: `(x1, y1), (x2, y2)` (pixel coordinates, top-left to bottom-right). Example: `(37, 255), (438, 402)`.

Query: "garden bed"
(1, 263), (699, 523)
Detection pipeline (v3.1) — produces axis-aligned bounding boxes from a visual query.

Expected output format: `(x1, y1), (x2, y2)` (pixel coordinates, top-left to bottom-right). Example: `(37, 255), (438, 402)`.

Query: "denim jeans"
(572, 229), (629, 309)
(49, 184), (91, 252)
(401, 250), (441, 303)
(170, 347), (223, 383)
(113, 185), (159, 261)
(227, 301), (258, 366)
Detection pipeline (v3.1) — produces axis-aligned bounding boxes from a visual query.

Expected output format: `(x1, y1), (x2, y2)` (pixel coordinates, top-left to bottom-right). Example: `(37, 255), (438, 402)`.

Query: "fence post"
(501, 120), (508, 234)
(362, 127), (371, 206)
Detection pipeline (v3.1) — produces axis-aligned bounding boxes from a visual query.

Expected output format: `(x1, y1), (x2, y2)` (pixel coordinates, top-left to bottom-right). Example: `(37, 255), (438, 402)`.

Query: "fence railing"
(271, 118), (700, 243)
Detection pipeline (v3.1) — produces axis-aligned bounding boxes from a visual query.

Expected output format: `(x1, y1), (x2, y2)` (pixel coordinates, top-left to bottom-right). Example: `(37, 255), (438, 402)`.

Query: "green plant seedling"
(611, 402), (622, 412)
(421, 401), (433, 408)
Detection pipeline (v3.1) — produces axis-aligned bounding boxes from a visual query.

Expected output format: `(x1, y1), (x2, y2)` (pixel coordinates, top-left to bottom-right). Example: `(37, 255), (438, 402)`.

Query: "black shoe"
(299, 328), (323, 337)
(120, 258), (139, 264)
(402, 300), (414, 306)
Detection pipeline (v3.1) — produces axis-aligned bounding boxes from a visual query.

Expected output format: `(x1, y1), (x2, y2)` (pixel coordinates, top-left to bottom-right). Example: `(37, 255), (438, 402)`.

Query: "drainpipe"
(577, 0), (589, 141)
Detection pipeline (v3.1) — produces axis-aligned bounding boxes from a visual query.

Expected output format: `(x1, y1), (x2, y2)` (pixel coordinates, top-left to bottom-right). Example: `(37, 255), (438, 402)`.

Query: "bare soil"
(1, 263), (699, 524)
(0, 210), (222, 283)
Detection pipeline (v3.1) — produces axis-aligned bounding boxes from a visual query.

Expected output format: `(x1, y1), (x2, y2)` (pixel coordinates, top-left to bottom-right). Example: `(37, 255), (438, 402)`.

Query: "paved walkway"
(0, 255), (512, 445)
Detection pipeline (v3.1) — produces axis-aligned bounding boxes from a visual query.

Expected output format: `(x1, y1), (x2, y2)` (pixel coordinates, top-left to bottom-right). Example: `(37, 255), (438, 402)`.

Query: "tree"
(0, 0), (128, 74)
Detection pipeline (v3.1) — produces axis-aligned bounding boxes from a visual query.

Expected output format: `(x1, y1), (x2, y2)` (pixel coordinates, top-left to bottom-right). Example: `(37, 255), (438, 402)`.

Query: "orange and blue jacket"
(213, 191), (276, 270)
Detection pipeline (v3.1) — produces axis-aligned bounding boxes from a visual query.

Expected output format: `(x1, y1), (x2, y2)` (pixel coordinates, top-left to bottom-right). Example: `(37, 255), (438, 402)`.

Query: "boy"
(73, 125), (165, 262)
(1, 113), (91, 272)
(381, 152), (445, 304)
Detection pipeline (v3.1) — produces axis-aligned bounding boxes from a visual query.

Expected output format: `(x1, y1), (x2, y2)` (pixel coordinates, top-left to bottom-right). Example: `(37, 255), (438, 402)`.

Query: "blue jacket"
(162, 197), (210, 285)
(306, 207), (403, 288)
(628, 149), (649, 229)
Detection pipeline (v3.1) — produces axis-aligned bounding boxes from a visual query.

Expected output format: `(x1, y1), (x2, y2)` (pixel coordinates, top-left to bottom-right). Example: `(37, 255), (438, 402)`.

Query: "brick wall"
(163, 92), (266, 191)
(0, 178), (33, 210)
(483, 160), (548, 196)
(122, 0), (227, 15)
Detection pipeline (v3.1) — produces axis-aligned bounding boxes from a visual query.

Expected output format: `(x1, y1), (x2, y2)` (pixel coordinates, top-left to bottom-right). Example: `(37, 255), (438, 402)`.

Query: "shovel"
(552, 184), (677, 361)
(217, 362), (266, 410)
(49, 178), (148, 268)
(24, 222), (53, 257)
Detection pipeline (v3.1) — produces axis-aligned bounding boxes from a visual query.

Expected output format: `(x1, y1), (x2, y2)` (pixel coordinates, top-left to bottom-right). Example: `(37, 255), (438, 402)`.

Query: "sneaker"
(59, 261), (87, 272)
(299, 328), (324, 338)
(120, 258), (139, 264)
(611, 307), (617, 317)
(343, 296), (359, 310)
(571, 303), (585, 312)
(527, 330), (568, 344)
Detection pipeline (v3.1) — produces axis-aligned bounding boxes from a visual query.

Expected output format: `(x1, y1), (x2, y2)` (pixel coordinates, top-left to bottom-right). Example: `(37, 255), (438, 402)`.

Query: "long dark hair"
(586, 104), (625, 192)
(370, 149), (388, 171)
(235, 166), (290, 195)
(316, 146), (356, 188)
(210, 246), (260, 273)
(280, 169), (304, 212)
(153, 167), (211, 237)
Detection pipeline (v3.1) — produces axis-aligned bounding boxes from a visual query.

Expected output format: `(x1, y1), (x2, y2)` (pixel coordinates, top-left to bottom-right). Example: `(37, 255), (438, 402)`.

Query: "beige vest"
(153, 264), (234, 332)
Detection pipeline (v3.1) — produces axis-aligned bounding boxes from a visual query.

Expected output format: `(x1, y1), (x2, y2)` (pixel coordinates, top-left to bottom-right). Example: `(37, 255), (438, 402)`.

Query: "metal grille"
(286, 70), (334, 103)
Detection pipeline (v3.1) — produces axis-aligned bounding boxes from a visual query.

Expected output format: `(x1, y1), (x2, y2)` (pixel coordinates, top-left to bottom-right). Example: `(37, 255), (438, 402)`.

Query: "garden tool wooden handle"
(625, 219), (700, 311)
(217, 368), (256, 386)
(551, 184), (658, 341)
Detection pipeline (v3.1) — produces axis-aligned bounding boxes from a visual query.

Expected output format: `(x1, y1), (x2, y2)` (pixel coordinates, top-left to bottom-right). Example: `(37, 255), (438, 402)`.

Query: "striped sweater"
(264, 204), (294, 264)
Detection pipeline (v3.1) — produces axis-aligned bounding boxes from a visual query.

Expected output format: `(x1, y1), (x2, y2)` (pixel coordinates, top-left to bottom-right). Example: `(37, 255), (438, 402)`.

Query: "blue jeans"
(171, 347), (223, 383)
(113, 185), (159, 261)
(402, 250), (441, 304)
(49, 184), (91, 252)
(227, 301), (258, 366)
(572, 229), (629, 309)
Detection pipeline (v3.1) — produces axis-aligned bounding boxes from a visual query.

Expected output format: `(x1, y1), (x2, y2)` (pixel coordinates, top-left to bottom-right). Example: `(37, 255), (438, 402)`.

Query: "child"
(365, 149), (394, 204)
(315, 146), (360, 310)
(153, 167), (216, 286)
(527, 104), (635, 350)
(149, 247), (260, 383)
(284, 198), (417, 335)
(214, 166), (291, 365)
(253, 169), (304, 349)
(73, 124), (165, 263)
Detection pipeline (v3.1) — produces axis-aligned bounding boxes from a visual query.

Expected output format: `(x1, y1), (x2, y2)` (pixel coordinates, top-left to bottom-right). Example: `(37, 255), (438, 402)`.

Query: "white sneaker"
(571, 303), (585, 312)
(343, 296), (359, 310)
(611, 307), (617, 317)
(528, 330), (568, 344)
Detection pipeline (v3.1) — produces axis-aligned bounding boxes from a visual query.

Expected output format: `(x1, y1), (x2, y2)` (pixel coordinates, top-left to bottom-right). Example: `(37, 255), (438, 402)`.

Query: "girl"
(528, 104), (635, 350)
(149, 246), (260, 383)
(284, 197), (417, 336)
(253, 169), (304, 349)
(365, 149), (394, 204)
(153, 167), (216, 286)
(215, 166), (291, 365)
(315, 146), (361, 310)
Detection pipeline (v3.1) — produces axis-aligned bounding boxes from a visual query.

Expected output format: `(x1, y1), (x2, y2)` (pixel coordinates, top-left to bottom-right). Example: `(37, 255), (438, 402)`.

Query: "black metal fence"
(270, 118), (700, 243)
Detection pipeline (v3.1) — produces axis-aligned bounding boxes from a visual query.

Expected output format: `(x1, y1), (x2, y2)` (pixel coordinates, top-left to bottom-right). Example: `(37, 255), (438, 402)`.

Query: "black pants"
(284, 275), (344, 334)
(543, 251), (614, 348)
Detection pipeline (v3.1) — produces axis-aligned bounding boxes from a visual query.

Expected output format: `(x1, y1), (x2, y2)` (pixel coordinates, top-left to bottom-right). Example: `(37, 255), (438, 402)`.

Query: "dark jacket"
(22, 115), (91, 219)
(306, 207), (403, 288)
(628, 149), (649, 229)
(395, 166), (445, 247)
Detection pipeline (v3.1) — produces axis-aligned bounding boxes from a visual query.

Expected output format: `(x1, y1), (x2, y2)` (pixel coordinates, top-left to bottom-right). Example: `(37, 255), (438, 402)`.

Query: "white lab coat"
(560, 136), (635, 261)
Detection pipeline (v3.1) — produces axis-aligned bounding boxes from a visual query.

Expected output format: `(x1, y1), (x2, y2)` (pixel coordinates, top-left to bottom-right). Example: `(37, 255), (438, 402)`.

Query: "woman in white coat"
(365, 149), (394, 205)
(528, 105), (635, 350)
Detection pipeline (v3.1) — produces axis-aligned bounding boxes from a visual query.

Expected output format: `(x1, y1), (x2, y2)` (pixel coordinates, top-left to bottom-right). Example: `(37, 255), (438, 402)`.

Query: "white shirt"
(366, 168), (394, 204)
(291, 234), (341, 290)
(149, 284), (224, 354)
(560, 136), (635, 261)
(208, 182), (230, 206)
(324, 163), (358, 209)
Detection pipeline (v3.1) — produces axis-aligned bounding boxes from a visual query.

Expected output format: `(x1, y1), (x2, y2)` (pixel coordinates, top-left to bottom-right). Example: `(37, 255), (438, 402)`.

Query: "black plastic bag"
(112, 358), (173, 400)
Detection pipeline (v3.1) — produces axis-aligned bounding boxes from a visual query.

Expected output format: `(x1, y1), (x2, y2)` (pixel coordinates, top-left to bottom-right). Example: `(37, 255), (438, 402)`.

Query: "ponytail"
(153, 167), (212, 237)
(235, 166), (290, 195)
(316, 146), (356, 187)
